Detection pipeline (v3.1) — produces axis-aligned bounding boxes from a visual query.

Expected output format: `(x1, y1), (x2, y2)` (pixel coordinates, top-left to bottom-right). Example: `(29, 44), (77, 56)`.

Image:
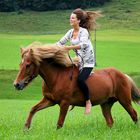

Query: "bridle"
(68, 52), (75, 80)
(24, 74), (37, 84)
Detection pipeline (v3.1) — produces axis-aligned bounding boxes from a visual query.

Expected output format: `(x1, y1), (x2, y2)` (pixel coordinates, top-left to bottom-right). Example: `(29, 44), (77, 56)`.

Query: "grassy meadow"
(1, 100), (140, 140)
(0, 30), (140, 73)
(0, 0), (140, 139)
(0, 32), (140, 139)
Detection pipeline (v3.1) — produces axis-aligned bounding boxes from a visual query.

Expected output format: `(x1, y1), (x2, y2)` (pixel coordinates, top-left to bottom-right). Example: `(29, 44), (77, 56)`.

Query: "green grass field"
(0, 30), (140, 73)
(0, 30), (140, 139)
(0, 0), (140, 139)
(1, 100), (140, 140)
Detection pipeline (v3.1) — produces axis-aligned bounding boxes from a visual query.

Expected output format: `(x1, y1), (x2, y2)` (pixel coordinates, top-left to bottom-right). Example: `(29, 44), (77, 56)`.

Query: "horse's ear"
(29, 49), (34, 61)
(29, 48), (33, 55)
(20, 48), (23, 53)
(29, 48), (34, 60)
(20, 48), (25, 54)
(29, 48), (39, 65)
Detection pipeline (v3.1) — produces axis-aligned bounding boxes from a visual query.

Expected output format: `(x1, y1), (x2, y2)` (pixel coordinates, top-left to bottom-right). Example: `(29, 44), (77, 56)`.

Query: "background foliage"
(0, 0), (111, 12)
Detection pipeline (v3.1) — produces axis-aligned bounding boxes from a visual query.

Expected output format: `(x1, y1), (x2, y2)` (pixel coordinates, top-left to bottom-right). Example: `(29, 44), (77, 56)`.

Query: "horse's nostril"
(14, 83), (20, 89)
(14, 82), (25, 90)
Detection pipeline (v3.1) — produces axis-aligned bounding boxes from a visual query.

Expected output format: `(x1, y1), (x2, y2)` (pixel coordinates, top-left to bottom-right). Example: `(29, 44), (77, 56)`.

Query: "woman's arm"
(56, 30), (72, 45)
(66, 45), (81, 50)
(66, 29), (89, 51)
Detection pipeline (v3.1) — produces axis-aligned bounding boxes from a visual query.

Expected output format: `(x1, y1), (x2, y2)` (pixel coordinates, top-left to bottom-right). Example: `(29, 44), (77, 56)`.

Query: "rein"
(45, 57), (75, 81)
(73, 49), (84, 69)
(68, 50), (85, 80)
(27, 74), (37, 83)
(68, 52), (74, 80)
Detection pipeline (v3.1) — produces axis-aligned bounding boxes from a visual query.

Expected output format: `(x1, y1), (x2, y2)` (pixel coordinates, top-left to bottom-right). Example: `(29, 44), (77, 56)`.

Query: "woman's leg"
(77, 67), (93, 114)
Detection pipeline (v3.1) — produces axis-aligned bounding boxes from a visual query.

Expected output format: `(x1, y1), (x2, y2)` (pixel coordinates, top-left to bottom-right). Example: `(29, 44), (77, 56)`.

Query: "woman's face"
(70, 13), (80, 27)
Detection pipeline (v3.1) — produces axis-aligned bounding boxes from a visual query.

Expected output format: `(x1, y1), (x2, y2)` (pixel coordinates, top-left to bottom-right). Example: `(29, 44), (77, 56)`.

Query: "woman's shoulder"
(65, 28), (73, 35)
(63, 28), (73, 38)
(80, 27), (88, 31)
(79, 27), (89, 35)
(67, 28), (73, 33)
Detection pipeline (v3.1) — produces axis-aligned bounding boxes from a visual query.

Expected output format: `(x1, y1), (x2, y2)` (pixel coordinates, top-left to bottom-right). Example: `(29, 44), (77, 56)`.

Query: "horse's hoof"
(23, 128), (29, 133)
(23, 125), (30, 132)
(107, 124), (113, 128)
(57, 125), (62, 130)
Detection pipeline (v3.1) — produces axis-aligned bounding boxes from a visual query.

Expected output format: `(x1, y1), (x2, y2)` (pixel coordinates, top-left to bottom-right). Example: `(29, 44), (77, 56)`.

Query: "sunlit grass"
(0, 30), (140, 73)
(0, 100), (140, 140)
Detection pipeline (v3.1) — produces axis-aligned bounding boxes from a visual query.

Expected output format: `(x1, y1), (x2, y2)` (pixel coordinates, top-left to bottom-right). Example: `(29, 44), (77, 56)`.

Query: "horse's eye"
(26, 64), (30, 69)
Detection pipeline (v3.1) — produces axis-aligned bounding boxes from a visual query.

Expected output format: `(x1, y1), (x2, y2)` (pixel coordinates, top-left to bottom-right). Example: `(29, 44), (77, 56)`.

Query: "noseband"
(24, 74), (37, 84)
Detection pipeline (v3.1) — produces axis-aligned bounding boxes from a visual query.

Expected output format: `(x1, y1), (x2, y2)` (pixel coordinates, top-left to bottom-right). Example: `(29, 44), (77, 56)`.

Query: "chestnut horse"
(14, 44), (140, 129)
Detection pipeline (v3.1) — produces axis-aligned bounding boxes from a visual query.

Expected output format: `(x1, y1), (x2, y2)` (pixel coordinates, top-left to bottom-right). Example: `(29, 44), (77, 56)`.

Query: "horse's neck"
(39, 61), (67, 89)
(39, 61), (78, 91)
(39, 63), (56, 85)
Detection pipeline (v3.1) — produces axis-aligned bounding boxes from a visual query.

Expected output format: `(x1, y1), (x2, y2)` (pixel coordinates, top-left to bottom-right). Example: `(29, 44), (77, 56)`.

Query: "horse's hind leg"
(101, 101), (114, 127)
(119, 99), (138, 123)
(117, 89), (138, 123)
(24, 97), (54, 129)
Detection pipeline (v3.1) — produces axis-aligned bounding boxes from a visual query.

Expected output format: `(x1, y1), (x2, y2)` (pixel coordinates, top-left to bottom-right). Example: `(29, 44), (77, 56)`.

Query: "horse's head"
(14, 42), (75, 90)
(14, 48), (39, 90)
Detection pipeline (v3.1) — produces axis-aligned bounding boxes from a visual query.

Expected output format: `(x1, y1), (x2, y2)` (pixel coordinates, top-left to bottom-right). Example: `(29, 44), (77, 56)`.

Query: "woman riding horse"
(56, 8), (101, 114)
(14, 42), (140, 130)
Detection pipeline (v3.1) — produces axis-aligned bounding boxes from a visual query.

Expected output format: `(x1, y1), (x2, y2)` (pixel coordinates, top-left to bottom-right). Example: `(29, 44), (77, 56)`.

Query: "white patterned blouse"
(56, 27), (95, 70)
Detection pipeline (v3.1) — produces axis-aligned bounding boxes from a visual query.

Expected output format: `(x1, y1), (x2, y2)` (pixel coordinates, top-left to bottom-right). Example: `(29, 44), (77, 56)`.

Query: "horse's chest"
(45, 89), (70, 103)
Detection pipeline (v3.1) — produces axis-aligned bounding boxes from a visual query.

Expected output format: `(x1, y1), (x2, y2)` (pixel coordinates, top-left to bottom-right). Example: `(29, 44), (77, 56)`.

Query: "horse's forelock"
(24, 48), (41, 66)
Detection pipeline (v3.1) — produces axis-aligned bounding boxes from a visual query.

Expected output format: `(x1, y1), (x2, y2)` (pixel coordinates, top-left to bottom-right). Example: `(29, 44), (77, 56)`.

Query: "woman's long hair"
(73, 8), (102, 32)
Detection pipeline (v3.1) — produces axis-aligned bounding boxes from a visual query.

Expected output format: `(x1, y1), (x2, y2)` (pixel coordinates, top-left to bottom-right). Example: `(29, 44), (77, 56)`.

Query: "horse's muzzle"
(14, 75), (37, 90)
(14, 82), (25, 90)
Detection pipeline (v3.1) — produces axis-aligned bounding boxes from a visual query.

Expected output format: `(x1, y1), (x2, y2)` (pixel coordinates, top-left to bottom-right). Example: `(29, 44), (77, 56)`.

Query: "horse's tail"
(125, 74), (140, 105)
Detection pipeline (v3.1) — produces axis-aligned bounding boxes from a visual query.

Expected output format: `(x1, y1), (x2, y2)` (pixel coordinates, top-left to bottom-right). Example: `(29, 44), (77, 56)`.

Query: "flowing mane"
(22, 42), (77, 67)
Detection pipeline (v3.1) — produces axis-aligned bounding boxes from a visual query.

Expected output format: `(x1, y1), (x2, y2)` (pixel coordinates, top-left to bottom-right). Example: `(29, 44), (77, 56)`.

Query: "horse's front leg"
(24, 97), (54, 130)
(57, 100), (70, 129)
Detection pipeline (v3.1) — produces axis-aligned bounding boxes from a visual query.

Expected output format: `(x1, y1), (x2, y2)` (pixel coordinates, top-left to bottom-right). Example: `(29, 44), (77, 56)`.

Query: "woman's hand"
(72, 57), (79, 66)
